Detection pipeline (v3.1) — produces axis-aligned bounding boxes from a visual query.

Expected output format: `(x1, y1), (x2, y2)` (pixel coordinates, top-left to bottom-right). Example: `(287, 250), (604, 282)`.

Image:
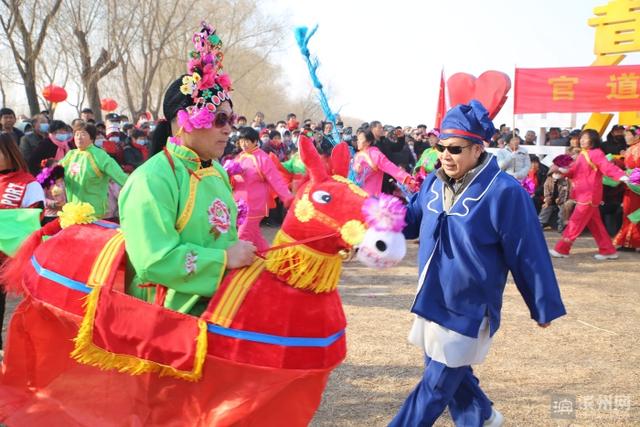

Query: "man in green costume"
(118, 23), (256, 315)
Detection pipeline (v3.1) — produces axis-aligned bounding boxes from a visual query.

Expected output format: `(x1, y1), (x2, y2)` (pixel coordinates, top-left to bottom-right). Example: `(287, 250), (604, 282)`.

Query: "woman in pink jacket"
(353, 129), (416, 196)
(230, 127), (293, 252)
(551, 129), (629, 260)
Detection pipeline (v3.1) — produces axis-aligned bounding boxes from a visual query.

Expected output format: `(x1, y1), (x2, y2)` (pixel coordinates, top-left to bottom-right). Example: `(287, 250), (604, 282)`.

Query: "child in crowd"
(538, 169), (570, 232)
(36, 159), (66, 224)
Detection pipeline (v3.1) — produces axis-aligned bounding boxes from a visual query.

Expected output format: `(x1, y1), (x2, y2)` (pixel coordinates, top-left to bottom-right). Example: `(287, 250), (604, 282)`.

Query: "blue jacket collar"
(426, 154), (501, 217)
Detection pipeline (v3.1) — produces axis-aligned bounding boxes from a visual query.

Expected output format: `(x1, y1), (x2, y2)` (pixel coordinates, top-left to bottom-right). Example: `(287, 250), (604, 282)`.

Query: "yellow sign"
(585, 0), (640, 132)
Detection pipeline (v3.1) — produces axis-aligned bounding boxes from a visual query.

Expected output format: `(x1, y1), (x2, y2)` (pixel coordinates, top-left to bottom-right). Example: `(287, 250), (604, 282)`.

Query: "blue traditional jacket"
(404, 155), (566, 338)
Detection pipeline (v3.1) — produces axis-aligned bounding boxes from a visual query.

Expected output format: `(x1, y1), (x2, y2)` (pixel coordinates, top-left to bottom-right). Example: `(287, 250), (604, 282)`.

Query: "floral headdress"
(177, 22), (233, 133)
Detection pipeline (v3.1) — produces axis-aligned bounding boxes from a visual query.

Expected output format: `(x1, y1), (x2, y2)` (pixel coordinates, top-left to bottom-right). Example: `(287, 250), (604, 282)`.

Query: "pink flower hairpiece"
(177, 107), (215, 133)
(362, 194), (407, 233)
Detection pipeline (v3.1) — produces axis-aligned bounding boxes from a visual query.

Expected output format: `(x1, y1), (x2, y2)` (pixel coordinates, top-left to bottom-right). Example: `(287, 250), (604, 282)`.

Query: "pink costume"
(354, 146), (411, 196)
(233, 147), (293, 251)
(555, 148), (625, 255)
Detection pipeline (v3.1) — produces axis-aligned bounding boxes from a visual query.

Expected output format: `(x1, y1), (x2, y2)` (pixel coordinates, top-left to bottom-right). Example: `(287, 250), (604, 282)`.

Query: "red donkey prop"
(0, 135), (407, 426)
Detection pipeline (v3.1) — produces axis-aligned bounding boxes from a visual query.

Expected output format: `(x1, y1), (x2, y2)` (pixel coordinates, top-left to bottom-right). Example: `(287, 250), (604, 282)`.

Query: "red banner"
(514, 64), (640, 114)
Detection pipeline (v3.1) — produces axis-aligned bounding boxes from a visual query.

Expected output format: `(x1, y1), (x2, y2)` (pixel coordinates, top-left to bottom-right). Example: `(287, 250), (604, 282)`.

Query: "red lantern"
(42, 85), (68, 104)
(100, 98), (118, 112)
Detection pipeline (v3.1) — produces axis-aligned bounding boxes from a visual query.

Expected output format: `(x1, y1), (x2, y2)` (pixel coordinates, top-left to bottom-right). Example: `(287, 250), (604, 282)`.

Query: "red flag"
(434, 69), (446, 129)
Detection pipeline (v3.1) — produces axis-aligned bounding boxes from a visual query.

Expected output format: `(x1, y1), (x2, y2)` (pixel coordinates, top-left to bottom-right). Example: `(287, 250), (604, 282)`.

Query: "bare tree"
(0, 0), (63, 115)
(55, 0), (128, 122)
(111, 0), (195, 119)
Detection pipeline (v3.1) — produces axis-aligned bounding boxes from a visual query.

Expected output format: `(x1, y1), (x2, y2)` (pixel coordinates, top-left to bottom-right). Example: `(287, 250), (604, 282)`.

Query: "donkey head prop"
(265, 135), (407, 293)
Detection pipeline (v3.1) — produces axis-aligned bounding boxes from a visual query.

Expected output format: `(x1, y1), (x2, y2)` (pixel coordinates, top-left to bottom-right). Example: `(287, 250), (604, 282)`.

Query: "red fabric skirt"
(0, 297), (333, 427)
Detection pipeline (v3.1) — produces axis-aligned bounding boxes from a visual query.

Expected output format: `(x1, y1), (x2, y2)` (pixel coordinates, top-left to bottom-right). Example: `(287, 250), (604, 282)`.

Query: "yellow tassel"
(265, 231), (343, 293)
(71, 286), (207, 382)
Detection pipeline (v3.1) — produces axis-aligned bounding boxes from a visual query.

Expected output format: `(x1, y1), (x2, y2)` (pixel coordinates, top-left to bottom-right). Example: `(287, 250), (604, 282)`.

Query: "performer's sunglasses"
(213, 112), (237, 128)
(435, 143), (473, 155)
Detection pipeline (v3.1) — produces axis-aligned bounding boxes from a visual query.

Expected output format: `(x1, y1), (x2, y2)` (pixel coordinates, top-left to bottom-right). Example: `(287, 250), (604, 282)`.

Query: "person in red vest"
(0, 132), (44, 351)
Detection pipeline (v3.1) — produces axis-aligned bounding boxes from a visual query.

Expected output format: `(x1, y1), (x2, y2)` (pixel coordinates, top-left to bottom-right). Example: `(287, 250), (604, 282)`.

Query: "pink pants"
(554, 204), (616, 255)
(238, 216), (270, 252)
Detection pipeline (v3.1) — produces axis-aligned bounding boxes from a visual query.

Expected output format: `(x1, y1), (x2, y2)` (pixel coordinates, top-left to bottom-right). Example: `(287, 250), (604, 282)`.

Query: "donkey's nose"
(356, 228), (406, 269)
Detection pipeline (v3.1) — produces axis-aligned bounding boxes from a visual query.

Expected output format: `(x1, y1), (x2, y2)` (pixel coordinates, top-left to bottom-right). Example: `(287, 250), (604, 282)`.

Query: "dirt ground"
(308, 230), (640, 427)
(2, 228), (638, 426)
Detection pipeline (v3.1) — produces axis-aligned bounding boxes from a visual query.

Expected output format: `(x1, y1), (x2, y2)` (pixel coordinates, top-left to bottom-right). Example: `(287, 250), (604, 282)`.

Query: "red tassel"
(0, 218), (61, 296)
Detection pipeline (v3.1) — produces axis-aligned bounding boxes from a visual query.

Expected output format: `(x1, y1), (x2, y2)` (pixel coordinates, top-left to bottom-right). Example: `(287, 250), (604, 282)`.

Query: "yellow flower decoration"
(340, 220), (366, 246)
(180, 84), (192, 95)
(294, 196), (315, 222)
(58, 202), (97, 229)
(191, 72), (201, 82)
(182, 75), (192, 85)
(332, 175), (369, 198)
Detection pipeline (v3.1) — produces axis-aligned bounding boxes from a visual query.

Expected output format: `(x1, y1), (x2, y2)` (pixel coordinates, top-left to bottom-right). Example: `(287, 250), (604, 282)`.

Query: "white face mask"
(95, 139), (105, 148)
(260, 136), (270, 144)
(552, 173), (563, 180)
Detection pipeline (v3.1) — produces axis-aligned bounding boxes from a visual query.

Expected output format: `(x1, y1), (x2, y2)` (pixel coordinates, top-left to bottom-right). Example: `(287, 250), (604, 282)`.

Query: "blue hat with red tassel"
(440, 100), (496, 144)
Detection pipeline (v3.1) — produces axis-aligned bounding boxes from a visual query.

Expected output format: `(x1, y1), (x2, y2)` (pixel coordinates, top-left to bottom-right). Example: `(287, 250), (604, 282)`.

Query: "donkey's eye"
(311, 190), (332, 204)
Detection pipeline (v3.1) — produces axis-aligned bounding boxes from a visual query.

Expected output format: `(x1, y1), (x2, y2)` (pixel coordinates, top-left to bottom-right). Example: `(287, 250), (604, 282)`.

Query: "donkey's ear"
(299, 133), (328, 182)
(330, 142), (351, 178)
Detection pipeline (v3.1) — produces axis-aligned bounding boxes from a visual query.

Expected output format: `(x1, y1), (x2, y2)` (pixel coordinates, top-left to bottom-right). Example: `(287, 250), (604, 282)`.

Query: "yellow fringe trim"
(265, 230), (342, 293)
(71, 286), (208, 382)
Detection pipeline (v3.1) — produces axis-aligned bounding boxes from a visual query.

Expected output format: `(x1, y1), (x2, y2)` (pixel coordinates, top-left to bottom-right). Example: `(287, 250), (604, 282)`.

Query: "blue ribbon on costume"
(31, 256), (92, 293)
(30, 256), (344, 347)
(93, 220), (120, 229)
(207, 323), (344, 347)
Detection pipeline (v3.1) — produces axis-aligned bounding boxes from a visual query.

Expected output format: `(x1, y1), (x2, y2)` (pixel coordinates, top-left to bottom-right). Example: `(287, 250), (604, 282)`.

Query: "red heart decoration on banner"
(446, 71), (511, 119)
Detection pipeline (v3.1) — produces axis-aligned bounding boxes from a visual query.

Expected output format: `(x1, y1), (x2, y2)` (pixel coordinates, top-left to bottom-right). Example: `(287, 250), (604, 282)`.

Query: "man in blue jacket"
(390, 100), (566, 427)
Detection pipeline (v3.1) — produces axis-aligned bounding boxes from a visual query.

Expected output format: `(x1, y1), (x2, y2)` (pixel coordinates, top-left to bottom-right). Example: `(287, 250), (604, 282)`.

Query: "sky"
(266, 0), (640, 130)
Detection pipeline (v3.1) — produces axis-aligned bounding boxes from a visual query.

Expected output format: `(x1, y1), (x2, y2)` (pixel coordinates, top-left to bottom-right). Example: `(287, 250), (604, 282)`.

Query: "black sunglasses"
(434, 143), (472, 155)
(213, 112), (237, 128)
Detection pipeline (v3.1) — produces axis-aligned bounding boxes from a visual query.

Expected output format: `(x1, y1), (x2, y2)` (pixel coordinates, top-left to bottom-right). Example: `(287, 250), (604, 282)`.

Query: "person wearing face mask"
(59, 122), (128, 219)
(24, 120), (74, 176)
(94, 132), (107, 148)
(19, 114), (50, 175)
(258, 128), (270, 147)
(103, 113), (126, 163)
(122, 129), (150, 172)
